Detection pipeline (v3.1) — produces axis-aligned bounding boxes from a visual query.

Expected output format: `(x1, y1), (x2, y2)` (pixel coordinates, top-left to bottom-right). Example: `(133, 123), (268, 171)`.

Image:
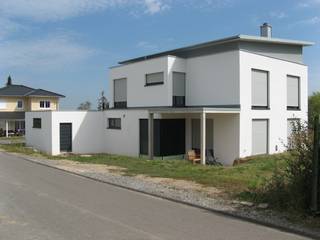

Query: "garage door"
(60, 123), (72, 152)
(252, 119), (268, 155)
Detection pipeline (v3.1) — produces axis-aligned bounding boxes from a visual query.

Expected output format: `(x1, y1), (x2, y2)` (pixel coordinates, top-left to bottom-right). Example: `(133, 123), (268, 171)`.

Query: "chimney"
(6, 75), (12, 86)
(260, 23), (272, 38)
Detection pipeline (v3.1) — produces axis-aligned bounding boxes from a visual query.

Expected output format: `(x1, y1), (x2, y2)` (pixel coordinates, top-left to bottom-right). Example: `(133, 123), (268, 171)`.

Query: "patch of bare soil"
(51, 159), (224, 197)
(54, 160), (126, 175)
(135, 174), (223, 198)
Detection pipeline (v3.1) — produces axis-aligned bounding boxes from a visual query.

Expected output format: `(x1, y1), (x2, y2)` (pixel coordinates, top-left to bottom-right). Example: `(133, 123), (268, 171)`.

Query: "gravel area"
(5, 151), (320, 239)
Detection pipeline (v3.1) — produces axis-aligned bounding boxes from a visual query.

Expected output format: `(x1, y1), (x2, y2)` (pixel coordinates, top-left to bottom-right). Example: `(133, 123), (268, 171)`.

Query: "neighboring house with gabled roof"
(0, 76), (65, 137)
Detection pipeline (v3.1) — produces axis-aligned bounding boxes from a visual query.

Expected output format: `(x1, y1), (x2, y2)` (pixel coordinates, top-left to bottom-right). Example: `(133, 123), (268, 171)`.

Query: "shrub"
(258, 121), (314, 212)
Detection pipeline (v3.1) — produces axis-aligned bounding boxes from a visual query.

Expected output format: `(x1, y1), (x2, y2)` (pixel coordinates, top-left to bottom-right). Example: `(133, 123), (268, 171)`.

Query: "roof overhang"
(118, 35), (314, 65)
(0, 112), (25, 120)
(149, 107), (240, 114)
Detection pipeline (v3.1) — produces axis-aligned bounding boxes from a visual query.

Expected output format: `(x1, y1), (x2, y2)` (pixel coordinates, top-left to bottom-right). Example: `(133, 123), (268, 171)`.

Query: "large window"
(145, 72), (164, 86)
(33, 118), (41, 129)
(114, 78), (127, 108)
(252, 69), (269, 109)
(287, 75), (300, 110)
(172, 72), (186, 107)
(108, 118), (121, 130)
(40, 100), (50, 109)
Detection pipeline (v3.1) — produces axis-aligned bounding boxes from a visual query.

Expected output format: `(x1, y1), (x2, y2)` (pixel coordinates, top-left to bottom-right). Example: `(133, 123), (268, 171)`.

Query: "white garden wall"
(51, 111), (105, 155)
(26, 111), (53, 154)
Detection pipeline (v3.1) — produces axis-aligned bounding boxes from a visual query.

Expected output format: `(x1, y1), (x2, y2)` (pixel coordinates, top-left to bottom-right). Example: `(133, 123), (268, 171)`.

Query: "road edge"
(3, 151), (319, 240)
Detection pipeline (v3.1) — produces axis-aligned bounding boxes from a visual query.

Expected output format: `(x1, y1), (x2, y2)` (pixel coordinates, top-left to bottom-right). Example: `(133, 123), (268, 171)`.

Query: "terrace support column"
(200, 111), (206, 165)
(148, 112), (154, 160)
(5, 120), (8, 138)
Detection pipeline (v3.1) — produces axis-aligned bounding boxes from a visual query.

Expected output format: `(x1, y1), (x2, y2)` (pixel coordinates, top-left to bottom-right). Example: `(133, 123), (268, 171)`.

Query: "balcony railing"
(114, 101), (127, 109)
(173, 96), (185, 107)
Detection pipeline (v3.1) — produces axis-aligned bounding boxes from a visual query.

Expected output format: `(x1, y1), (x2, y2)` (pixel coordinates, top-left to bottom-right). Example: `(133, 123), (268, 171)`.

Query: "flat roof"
(119, 34), (314, 65)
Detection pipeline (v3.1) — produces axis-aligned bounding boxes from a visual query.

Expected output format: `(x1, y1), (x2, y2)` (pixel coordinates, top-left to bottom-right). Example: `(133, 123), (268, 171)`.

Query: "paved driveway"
(0, 152), (311, 240)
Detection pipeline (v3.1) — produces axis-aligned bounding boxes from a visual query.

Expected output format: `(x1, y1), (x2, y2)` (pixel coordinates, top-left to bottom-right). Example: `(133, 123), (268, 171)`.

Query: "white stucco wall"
(110, 56), (171, 108)
(51, 111), (105, 155)
(186, 50), (240, 106)
(239, 51), (308, 158)
(26, 111), (53, 154)
(26, 111), (105, 155)
(103, 109), (149, 157)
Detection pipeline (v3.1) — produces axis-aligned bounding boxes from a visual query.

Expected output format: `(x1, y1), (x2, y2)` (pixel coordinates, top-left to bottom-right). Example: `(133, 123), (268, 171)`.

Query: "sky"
(0, 0), (319, 110)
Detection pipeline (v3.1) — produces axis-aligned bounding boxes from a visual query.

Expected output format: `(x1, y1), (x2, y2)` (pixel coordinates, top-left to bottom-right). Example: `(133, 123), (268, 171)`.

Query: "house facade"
(25, 24), (313, 165)
(0, 76), (65, 136)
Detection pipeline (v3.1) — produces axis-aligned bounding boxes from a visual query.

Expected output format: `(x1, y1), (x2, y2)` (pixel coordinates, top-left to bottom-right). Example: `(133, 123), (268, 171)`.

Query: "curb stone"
(2, 151), (319, 240)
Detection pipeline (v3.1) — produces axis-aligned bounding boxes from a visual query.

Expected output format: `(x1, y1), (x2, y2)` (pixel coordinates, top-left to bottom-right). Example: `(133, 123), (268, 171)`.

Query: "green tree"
(309, 91), (320, 122)
(97, 91), (109, 111)
(77, 101), (92, 110)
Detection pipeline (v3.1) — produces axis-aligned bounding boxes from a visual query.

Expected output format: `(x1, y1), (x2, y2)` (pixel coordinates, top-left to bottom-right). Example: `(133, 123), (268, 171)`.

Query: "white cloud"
(137, 41), (159, 51)
(297, 0), (320, 8)
(300, 16), (320, 25)
(269, 11), (287, 19)
(0, 34), (95, 70)
(0, 0), (170, 22)
(0, 17), (23, 39)
(144, 0), (169, 14)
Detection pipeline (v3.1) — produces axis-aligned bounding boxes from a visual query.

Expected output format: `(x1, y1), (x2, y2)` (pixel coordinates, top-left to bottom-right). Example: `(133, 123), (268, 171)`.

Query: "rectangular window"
(252, 69), (269, 109)
(252, 119), (268, 155)
(172, 72), (186, 107)
(145, 72), (164, 86)
(17, 100), (23, 109)
(108, 118), (121, 129)
(114, 78), (127, 108)
(287, 75), (300, 110)
(40, 100), (51, 109)
(33, 118), (41, 129)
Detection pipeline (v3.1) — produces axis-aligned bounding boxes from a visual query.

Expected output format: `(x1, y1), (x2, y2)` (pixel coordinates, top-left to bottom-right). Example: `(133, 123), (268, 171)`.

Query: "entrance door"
(60, 123), (72, 152)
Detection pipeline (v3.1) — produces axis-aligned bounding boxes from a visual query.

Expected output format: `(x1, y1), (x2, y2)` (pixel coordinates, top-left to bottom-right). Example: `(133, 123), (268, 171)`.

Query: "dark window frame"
(108, 118), (121, 130)
(17, 100), (23, 109)
(145, 72), (164, 86)
(113, 78), (127, 109)
(172, 71), (186, 107)
(40, 100), (51, 109)
(286, 74), (301, 111)
(33, 118), (42, 129)
(251, 68), (270, 110)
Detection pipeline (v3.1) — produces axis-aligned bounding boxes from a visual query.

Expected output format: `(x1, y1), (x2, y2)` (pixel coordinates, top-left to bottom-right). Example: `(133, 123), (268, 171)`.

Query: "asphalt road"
(0, 152), (311, 240)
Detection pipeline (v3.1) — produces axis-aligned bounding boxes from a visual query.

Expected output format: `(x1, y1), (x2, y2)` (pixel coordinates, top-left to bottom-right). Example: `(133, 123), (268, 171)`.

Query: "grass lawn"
(0, 143), (288, 197)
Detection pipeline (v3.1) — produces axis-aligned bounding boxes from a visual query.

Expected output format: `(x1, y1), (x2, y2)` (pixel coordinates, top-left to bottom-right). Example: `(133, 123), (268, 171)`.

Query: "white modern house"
(26, 24), (313, 165)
